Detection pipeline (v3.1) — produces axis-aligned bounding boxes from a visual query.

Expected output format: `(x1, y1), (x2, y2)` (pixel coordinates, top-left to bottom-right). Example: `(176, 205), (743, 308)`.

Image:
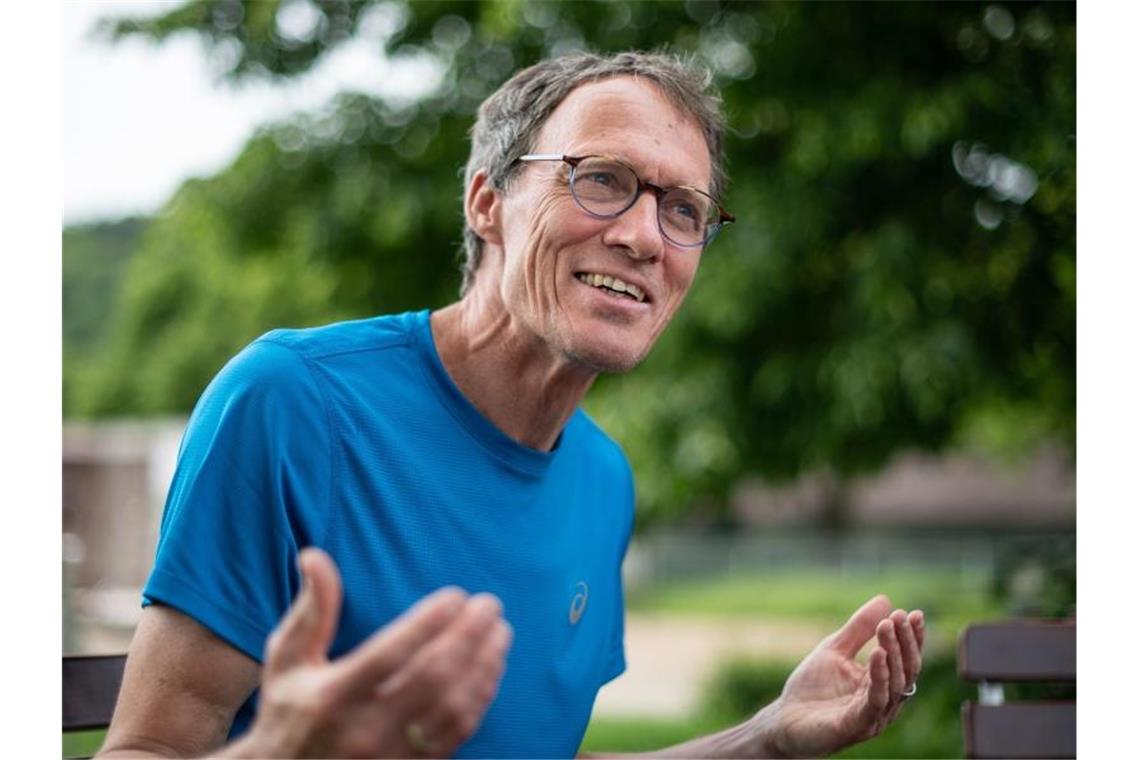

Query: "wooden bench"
(957, 620), (1076, 759)
(63, 654), (127, 758)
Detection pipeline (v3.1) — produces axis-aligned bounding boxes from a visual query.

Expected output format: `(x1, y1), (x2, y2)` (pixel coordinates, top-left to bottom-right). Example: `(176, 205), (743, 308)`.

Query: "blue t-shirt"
(142, 310), (634, 758)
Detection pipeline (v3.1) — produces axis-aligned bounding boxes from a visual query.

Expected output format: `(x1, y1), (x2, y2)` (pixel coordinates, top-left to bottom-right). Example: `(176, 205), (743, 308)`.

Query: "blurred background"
(63, 1), (1075, 757)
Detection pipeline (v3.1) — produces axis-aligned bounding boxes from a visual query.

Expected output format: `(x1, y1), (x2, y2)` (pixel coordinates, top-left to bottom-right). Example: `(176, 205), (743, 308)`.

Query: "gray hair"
(459, 50), (727, 295)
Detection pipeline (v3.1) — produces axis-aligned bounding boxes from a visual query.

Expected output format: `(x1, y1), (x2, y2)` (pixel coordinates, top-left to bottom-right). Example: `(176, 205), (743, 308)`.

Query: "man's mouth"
(575, 272), (647, 303)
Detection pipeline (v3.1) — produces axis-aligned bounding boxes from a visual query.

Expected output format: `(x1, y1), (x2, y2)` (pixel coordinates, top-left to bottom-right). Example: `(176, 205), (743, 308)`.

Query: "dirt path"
(593, 613), (833, 717)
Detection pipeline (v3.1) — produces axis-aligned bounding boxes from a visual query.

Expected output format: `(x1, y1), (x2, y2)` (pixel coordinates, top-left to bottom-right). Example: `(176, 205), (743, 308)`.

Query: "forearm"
(96, 732), (284, 760)
(581, 701), (788, 759)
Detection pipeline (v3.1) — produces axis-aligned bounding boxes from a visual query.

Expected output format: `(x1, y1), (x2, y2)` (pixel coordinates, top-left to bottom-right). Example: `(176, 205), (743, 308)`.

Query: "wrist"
(216, 720), (299, 759)
(747, 698), (790, 759)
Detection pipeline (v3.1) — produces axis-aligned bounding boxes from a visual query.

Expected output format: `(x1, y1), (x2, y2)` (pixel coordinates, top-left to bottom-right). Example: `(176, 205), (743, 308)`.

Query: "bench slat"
(958, 621), (1076, 682)
(63, 655), (127, 732)
(962, 702), (1075, 759)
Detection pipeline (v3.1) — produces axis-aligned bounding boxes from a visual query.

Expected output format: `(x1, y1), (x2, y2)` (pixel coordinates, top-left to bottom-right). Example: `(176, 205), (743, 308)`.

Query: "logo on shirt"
(569, 581), (588, 625)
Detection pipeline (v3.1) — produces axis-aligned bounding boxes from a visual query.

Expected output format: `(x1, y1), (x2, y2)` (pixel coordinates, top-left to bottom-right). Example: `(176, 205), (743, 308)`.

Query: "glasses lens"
(571, 158), (638, 216)
(660, 188), (716, 246)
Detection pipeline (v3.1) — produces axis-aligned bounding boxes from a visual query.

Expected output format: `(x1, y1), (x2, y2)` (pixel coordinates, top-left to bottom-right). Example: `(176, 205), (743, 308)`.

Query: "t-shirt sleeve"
(141, 338), (332, 663)
(601, 456), (635, 686)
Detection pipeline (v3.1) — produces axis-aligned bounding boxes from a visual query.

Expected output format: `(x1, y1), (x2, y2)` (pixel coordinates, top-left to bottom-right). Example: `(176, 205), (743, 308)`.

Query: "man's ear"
(465, 170), (503, 247)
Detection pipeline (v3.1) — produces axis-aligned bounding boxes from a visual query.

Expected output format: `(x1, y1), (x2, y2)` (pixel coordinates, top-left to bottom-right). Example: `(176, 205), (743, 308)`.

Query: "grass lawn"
(63, 729), (105, 758)
(627, 566), (1002, 640)
(581, 714), (731, 754)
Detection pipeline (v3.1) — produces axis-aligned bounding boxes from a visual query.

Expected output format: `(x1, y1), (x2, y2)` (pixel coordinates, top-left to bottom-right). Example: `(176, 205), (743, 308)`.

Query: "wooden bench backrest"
(957, 621), (1076, 759)
(63, 655), (127, 732)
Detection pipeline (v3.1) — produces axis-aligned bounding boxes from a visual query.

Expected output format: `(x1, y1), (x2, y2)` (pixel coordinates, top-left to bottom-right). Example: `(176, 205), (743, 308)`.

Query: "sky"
(63, 0), (439, 225)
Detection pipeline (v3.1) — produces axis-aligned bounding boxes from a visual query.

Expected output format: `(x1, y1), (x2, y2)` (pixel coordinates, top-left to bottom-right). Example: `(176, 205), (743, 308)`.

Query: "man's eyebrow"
(623, 157), (711, 194)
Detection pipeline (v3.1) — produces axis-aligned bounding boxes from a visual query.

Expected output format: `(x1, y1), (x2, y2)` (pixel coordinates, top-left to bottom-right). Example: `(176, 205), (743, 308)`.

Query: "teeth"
(576, 272), (646, 302)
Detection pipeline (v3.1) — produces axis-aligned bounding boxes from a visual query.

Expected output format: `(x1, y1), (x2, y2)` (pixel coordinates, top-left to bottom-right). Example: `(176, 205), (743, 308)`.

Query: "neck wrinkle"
(431, 293), (597, 453)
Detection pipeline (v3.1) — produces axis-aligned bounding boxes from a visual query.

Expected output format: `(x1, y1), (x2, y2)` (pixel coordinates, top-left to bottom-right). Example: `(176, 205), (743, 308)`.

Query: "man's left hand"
(757, 595), (924, 758)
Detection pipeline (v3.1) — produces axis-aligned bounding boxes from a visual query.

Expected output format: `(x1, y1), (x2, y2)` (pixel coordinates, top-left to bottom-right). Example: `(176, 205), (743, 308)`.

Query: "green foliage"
(699, 657), (789, 721)
(63, 218), (147, 414)
(63, 218), (145, 353)
(990, 533), (1076, 618)
(72, 1), (1076, 524)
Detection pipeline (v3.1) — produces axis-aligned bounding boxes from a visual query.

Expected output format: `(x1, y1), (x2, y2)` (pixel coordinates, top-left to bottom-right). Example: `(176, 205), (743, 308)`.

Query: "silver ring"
(902, 682), (918, 699)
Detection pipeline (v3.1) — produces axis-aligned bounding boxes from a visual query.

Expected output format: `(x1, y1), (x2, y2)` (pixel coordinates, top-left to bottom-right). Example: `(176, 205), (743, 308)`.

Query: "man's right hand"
(232, 548), (513, 758)
(99, 548), (512, 759)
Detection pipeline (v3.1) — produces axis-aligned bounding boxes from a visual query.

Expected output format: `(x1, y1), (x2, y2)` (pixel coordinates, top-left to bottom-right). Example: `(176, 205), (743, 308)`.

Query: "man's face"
(494, 76), (712, 373)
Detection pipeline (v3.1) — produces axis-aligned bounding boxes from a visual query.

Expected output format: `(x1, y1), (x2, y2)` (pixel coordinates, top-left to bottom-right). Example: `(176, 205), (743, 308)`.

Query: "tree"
(72, 1), (1076, 526)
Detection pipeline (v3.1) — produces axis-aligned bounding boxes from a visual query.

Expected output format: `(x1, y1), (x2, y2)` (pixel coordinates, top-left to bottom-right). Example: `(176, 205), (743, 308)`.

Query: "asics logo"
(569, 581), (588, 625)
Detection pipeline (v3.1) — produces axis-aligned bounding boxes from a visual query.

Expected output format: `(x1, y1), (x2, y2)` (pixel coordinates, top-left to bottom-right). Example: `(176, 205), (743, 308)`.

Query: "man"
(99, 51), (923, 758)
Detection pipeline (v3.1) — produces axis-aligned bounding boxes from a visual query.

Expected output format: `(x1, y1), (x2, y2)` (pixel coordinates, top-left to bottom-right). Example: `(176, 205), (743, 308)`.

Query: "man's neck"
(430, 297), (597, 453)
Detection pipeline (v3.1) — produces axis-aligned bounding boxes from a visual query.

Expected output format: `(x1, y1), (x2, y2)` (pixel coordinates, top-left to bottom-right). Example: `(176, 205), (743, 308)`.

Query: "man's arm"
(583, 596), (923, 759)
(99, 548), (513, 758)
(97, 604), (260, 758)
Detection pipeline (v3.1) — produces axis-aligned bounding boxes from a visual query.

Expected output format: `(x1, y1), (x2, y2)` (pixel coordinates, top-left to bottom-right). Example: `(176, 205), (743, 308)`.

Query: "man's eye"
(582, 171), (618, 187)
(667, 200), (698, 219)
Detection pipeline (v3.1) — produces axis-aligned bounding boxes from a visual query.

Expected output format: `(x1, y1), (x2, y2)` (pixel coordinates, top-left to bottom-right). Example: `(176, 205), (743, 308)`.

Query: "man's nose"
(603, 190), (666, 261)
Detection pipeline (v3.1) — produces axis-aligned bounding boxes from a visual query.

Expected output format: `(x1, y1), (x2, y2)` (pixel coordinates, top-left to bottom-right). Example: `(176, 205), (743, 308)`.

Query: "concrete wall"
(63, 418), (184, 653)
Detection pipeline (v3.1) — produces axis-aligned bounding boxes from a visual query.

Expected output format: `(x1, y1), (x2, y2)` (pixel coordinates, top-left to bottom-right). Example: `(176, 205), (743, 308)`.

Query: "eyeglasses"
(515, 154), (734, 248)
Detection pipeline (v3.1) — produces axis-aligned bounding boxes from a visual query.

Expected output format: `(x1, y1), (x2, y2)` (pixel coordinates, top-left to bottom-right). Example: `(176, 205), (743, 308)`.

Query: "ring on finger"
(406, 721), (433, 754)
(901, 682), (917, 699)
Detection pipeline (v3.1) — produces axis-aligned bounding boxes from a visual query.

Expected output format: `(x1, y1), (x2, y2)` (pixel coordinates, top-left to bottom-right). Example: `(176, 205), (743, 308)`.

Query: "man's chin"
(564, 343), (646, 375)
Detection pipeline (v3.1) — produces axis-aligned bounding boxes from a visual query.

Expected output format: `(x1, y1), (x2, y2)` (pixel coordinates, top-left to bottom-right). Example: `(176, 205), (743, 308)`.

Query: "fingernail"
(469, 593), (504, 618)
(295, 555), (308, 590)
(434, 587), (468, 617)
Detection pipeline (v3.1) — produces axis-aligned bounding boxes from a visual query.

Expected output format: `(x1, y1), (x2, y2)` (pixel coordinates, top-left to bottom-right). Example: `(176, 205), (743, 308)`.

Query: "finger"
(882, 699), (903, 730)
(830, 594), (892, 658)
(894, 610), (921, 685)
(412, 593), (503, 680)
(335, 586), (470, 687)
(857, 647), (891, 729)
(877, 617), (906, 697)
(373, 596), (505, 758)
(409, 619), (514, 755)
(453, 617), (512, 712)
(377, 594), (504, 710)
(264, 547), (343, 676)
(910, 609), (925, 653)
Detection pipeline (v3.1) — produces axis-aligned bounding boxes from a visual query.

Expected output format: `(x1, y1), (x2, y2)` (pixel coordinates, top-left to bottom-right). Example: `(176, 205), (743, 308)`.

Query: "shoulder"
(567, 410), (635, 501)
(566, 411), (637, 545)
(258, 311), (425, 362)
(200, 311), (427, 407)
(568, 410), (632, 470)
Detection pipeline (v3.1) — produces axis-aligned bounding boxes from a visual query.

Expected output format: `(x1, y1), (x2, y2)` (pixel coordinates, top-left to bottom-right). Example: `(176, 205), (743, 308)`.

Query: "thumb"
(828, 594), (892, 658)
(264, 547), (343, 676)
